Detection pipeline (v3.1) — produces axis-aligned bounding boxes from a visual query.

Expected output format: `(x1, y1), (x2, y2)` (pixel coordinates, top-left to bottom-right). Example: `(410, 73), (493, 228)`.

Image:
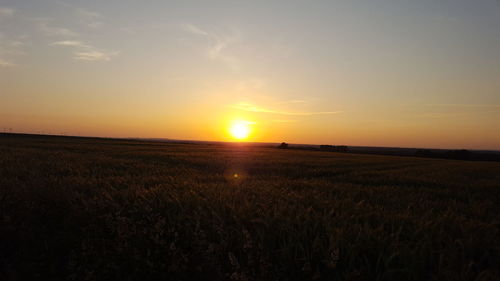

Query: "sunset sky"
(1, 0), (500, 149)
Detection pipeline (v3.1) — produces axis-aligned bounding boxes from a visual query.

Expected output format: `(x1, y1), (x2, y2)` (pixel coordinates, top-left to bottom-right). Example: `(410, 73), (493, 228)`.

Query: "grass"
(1, 134), (499, 281)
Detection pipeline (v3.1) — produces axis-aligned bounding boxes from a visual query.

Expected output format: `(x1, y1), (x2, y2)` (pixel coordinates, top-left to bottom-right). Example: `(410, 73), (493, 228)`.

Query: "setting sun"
(229, 120), (252, 140)
(2, 1), (500, 279)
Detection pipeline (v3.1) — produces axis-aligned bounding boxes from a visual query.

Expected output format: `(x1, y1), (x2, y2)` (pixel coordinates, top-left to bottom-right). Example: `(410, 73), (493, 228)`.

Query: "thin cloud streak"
(51, 40), (89, 47)
(0, 33), (27, 67)
(183, 24), (209, 36)
(76, 8), (103, 28)
(37, 21), (78, 37)
(0, 9), (21, 66)
(182, 23), (240, 70)
(0, 58), (15, 67)
(74, 50), (119, 61)
(427, 104), (500, 108)
(51, 40), (119, 62)
(230, 102), (342, 116)
(36, 9), (118, 62)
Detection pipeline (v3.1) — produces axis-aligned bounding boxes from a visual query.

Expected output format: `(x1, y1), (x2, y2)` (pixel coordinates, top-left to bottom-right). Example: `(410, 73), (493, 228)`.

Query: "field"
(1, 134), (499, 281)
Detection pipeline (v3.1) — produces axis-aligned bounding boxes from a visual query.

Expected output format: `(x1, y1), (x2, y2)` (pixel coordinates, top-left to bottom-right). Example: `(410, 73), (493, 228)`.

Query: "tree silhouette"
(278, 142), (288, 149)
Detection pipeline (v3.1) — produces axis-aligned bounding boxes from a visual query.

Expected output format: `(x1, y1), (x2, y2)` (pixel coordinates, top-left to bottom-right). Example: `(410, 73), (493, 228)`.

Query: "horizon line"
(1, 131), (498, 152)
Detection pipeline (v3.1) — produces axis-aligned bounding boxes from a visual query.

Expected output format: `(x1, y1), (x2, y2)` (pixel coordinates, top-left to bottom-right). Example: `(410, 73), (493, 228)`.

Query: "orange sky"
(1, 1), (500, 149)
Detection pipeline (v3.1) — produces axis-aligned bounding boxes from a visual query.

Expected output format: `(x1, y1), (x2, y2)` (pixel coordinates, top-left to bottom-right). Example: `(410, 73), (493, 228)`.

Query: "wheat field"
(1, 134), (499, 281)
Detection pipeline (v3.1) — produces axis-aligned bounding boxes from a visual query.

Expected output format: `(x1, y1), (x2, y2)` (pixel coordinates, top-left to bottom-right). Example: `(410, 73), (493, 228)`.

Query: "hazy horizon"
(1, 0), (500, 149)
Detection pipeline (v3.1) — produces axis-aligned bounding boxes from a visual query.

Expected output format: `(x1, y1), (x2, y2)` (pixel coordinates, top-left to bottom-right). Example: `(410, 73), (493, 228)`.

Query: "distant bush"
(320, 145), (349, 152)
(278, 142), (288, 149)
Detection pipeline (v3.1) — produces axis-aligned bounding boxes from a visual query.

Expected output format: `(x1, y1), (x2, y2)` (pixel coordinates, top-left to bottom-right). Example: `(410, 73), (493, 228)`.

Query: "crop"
(1, 134), (499, 280)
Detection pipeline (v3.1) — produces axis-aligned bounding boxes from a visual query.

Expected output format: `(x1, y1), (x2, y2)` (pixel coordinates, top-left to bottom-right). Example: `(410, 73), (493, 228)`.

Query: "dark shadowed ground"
(1, 134), (499, 281)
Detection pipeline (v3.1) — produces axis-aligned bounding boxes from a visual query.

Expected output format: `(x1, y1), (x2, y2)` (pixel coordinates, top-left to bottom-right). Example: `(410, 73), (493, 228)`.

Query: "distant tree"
(278, 142), (288, 149)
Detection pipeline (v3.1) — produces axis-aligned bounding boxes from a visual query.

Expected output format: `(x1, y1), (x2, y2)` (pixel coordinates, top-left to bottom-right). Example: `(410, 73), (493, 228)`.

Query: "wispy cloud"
(230, 102), (342, 116)
(0, 58), (15, 67)
(37, 20), (78, 37)
(0, 7), (15, 18)
(74, 50), (119, 61)
(427, 103), (500, 108)
(183, 24), (209, 36)
(51, 40), (119, 62)
(0, 33), (27, 67)
(0, 8), (20, 66)
(51, 40), (89, 47)
(182, 23), (240, 70)
(35, 10), (118, 62)
(0, 46), (18, 66)
(76, 8), (103, 28)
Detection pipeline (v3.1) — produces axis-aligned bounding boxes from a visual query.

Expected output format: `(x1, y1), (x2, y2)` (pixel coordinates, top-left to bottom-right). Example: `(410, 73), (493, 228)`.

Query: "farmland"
(0, 134), (499, 281)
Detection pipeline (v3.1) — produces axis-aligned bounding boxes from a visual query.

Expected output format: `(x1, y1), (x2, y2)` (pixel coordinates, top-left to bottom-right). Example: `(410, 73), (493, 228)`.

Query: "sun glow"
(229, 120), (253, 140)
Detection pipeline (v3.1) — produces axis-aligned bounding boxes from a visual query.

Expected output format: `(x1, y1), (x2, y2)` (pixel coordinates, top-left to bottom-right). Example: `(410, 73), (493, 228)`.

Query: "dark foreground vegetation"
(1, 134), (499, 281)
(282, 143), (500, 162)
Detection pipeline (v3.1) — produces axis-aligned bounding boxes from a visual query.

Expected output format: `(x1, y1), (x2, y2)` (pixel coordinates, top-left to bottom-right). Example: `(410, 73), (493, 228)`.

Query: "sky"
(1, 0), (500, 149)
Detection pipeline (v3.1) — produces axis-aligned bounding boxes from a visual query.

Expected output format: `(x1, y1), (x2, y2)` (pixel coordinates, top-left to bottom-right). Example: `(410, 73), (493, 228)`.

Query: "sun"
(229, 120), (252, 140)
